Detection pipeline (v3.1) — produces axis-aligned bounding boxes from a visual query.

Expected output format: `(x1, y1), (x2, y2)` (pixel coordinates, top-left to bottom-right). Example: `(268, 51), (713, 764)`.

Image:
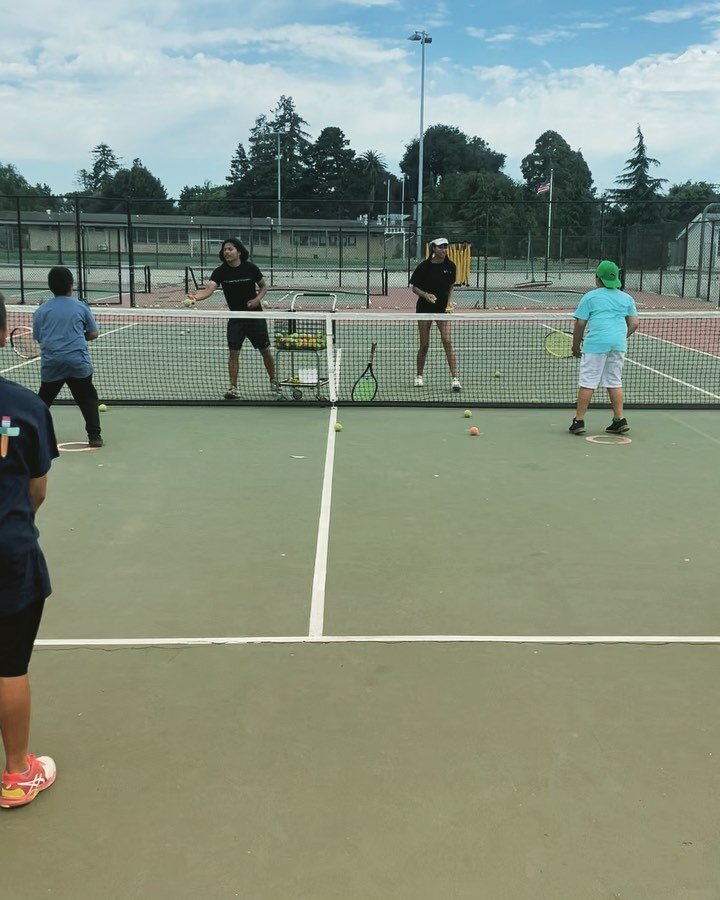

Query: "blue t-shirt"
(0, 377), (58, 615)
(33, 295), (99, 381)
(573, 287), (638, 353)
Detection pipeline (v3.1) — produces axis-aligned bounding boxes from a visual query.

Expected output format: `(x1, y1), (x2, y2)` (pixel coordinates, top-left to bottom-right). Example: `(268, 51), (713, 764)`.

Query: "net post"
(325, 313), (337, 404)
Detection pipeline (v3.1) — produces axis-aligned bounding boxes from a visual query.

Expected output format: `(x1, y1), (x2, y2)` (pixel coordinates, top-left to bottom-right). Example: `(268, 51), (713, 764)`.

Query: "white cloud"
(2, 0), (720, 198)
(640, 2), (720, 23)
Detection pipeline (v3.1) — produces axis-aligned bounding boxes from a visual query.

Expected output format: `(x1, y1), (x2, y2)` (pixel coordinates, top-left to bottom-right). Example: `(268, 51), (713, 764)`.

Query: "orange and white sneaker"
(1, 755), (56, 808)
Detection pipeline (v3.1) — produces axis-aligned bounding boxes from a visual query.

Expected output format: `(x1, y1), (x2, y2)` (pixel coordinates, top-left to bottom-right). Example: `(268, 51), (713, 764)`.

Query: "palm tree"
(359, 150), (387, 212)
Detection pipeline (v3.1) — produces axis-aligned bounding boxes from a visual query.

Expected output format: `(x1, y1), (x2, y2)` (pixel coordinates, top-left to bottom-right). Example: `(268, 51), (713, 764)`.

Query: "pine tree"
(611, 126), (666, 224)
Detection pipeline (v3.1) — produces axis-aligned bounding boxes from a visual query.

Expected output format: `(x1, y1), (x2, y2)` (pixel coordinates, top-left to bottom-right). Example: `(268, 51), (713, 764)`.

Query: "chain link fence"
(1, 195), (718, 311)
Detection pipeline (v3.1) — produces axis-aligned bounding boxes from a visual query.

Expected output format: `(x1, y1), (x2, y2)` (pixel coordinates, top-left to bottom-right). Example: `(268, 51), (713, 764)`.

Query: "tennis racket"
(9, 327), (41, 360)
(351, 342), (378, 401)
(543, 330), (574, 359)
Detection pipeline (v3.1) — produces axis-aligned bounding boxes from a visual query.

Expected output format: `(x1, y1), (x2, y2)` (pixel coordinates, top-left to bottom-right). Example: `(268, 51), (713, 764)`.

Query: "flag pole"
(544, 168), (554, 283)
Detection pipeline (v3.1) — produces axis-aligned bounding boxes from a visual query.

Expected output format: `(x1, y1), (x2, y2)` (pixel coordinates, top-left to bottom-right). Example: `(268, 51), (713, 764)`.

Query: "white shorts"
(579, 351), (626, 389)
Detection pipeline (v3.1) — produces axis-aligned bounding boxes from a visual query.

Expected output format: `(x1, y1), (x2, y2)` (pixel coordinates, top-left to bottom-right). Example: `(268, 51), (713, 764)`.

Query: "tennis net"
(3, 307), (719, 408)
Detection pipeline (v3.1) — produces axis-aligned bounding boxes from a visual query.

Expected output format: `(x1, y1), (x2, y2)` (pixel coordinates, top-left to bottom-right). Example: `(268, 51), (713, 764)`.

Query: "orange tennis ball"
(469, 426), (479, 436)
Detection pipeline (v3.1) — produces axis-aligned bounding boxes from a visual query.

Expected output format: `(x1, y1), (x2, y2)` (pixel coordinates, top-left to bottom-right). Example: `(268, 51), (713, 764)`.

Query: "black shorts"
(0, 597), (46, 677)
(416, 298), (449, 315)
(227, 318), (270, 352)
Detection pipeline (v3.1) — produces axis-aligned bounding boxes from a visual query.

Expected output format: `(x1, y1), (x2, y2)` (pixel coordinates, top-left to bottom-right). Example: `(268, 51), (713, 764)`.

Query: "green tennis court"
(4, 403), (720, 898)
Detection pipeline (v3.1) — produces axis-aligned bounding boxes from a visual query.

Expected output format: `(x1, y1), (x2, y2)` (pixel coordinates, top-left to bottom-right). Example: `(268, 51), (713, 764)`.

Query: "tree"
(521, 130), (596, 230)
(226, 96), (312, 217)
(0, 163), (60, 210)
(401, 125), (505, 195)
(177, 181), (227, 216)
(76, 143), (121, 193)
(610, 126), (666, 225)
(99, 159), (172, 214)
(227, 143), (249, 187)
(358, 150), (388, 212)
(663, 181), (720, 225)
(425, 171), (529, 254)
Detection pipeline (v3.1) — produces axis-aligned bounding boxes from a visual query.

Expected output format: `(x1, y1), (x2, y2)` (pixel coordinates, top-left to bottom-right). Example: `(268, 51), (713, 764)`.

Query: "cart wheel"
(292, 389), (303, 401)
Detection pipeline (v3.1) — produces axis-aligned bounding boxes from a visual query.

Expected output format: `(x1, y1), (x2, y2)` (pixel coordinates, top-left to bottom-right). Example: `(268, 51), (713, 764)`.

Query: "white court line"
(664, 413), (720, 446)
(308, 406), (338, 637)
(34, 634), (720, 648)
(624, 356), (720, 400)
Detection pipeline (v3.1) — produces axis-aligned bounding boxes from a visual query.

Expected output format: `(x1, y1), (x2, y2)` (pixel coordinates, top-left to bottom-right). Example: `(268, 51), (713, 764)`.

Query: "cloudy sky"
(3, 0), (720, 199)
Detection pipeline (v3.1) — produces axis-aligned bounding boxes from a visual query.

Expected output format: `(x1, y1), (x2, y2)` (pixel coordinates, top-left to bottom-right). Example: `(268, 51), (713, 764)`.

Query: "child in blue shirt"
(33, 267), (103, 448)
(569, 261), (639, 435)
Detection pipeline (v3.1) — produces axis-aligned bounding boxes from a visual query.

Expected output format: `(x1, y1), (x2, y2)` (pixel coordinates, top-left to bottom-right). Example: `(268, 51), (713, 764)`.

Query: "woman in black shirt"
(409, 238), (461, 391)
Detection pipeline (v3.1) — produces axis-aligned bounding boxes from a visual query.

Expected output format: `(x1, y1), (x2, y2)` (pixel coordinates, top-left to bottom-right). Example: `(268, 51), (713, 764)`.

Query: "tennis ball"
(98, 404), (108, 412)
(463, 409), (471, 418)
(493, 371), (502, 378)
(469, 426), (479, 436)
(183, 297), (193, 308)
(530, 397), (541, 403)
(334, 422), (343, 432)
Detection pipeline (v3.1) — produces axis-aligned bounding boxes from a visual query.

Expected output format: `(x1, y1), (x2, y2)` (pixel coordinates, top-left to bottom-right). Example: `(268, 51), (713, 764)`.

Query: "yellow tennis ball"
(530, 397), (540, 403)
(463, 409), (471, 418)
(334, 422), (343, 432)
(493, 371), (502, 378)
(184, 297), (193, 307)
(98, 404), (108, 412)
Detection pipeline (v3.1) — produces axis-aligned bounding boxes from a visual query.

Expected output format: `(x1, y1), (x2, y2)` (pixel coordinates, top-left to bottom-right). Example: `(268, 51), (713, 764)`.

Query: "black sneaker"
(605, 418), (629, 434)
(88, 436), (103, 448)
(568, 418), (586, 435)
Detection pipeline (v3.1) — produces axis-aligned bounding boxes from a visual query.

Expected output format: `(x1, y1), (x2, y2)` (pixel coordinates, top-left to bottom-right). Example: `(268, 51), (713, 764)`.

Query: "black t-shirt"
(0, 377), (58, 614)
(210, 261), (264, 311)
(410, 258), (457, 313)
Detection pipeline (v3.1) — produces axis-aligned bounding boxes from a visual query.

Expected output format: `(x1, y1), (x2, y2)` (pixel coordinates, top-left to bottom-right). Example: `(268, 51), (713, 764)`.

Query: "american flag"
(536, 181), (551, 195)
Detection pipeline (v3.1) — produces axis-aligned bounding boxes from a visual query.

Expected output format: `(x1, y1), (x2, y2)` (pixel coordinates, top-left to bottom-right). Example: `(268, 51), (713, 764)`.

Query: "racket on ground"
(9, 327), (41, 360)
(543, 330), (574, 359)
(351, 342), (378, 401)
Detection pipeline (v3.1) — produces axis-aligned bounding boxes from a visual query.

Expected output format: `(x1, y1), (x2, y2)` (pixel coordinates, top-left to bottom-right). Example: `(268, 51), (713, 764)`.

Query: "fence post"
(706, 220), (716, 303)
(365, 216), (371, 309)
(338, 227), (343, 288)
(482, 212), (489, 309)
(598, 199), (606, 259)
(638, 226), (645, 292)
(74, 197), (84, 300)
(16, 197), (25, 304)
(126, 199), (136, 307)
(658, 222), (665, 295)
(681, 223), (689, 299)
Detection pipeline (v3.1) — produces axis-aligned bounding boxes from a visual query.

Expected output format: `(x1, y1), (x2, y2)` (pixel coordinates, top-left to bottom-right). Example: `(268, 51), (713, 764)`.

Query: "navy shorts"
(227, 318), (270, 352)
(0, 597), (46, 677)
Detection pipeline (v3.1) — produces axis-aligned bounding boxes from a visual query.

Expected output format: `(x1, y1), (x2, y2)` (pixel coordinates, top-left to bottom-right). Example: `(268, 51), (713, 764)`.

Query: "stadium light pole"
(270, 129), (286, 250)
(408, 30), (432, 259)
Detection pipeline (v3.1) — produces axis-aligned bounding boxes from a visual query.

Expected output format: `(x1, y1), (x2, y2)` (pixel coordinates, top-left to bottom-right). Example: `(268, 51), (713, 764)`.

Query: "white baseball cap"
(431, 237), (449, 246)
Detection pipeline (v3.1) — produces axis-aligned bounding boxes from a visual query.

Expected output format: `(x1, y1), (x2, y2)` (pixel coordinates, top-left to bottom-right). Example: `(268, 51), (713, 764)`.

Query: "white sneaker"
(451, 378), (462, 392)
(270, 379), (280, 393)
(223, 386), (240, 400)
(414, 375), (424, 387)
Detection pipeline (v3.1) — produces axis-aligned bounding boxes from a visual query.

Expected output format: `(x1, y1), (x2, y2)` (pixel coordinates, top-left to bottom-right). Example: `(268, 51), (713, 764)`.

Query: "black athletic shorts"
(227, 318), (271, 351)
(0, 597), (46, 677)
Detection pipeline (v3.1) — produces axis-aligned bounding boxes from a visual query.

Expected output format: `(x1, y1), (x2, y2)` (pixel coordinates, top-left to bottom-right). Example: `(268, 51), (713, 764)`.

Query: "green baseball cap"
(596, 260), (622, 288)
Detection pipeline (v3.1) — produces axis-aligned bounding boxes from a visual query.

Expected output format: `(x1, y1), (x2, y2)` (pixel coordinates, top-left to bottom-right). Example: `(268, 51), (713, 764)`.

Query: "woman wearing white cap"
(409, 238), (461, 391)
